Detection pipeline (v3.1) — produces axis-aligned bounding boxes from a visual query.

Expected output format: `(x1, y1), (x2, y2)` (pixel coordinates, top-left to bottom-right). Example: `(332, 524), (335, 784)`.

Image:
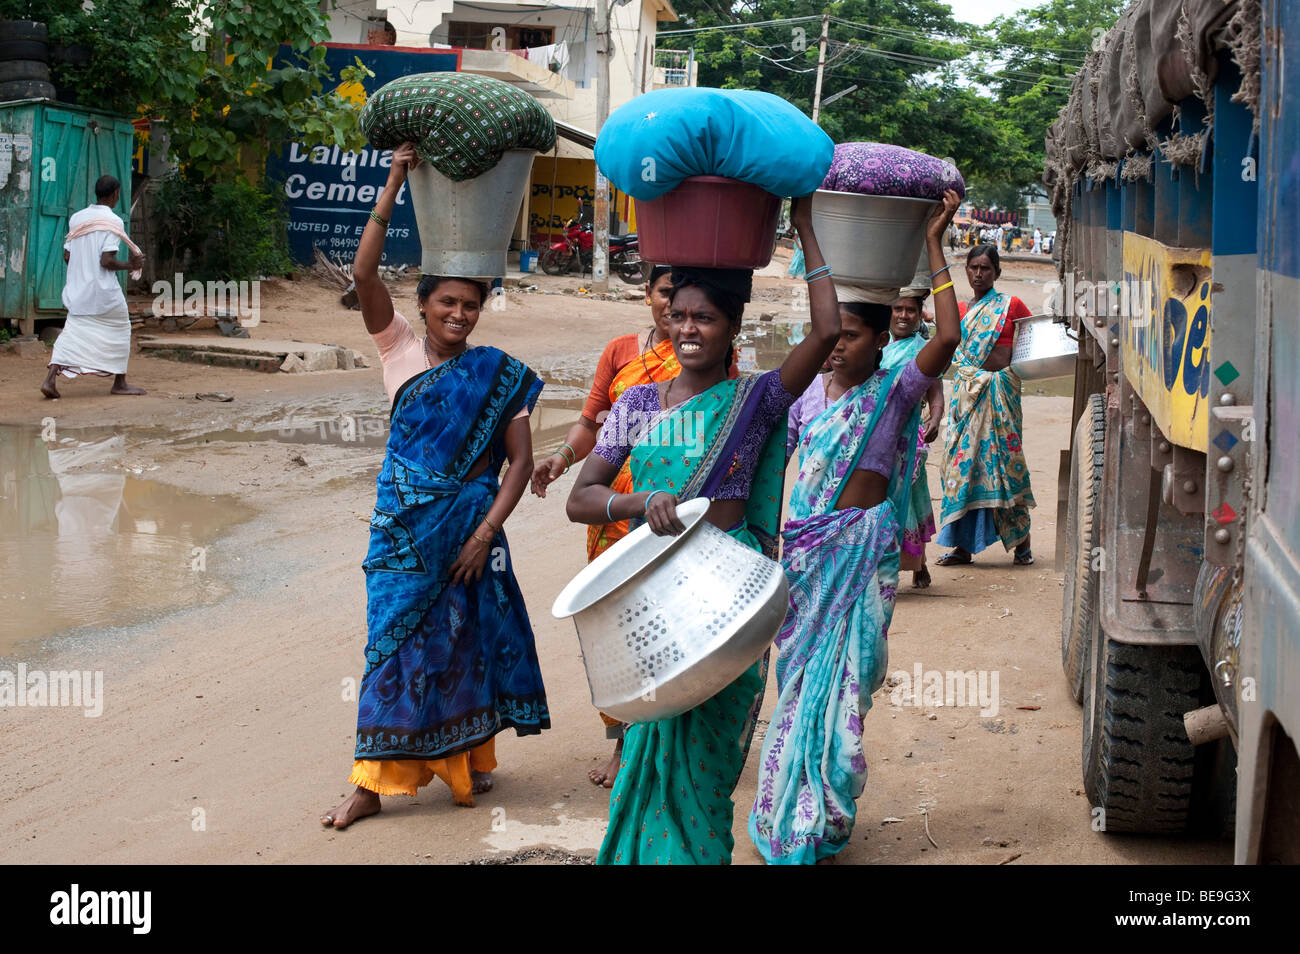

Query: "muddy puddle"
(0, 424), (254, 655)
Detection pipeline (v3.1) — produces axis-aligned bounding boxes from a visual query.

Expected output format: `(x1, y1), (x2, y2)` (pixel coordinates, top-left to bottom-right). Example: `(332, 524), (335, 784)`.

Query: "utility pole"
(593, 0), (611, 292)
(810, 12), (829, 124)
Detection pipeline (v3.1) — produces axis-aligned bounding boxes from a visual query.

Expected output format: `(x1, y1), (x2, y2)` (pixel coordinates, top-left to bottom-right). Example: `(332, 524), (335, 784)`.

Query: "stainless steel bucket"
(1010, 313), (1079, 379)
(551, 497), (790, 723)
(407, 148), (536, 278)
(810, 190), (939, 286)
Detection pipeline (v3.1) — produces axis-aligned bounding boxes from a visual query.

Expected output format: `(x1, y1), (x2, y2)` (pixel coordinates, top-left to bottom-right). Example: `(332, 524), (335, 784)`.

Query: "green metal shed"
(0, 99), (136, 335)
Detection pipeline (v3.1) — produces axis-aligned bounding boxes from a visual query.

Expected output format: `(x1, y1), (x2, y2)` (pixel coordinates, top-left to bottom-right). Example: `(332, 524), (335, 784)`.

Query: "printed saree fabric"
(355, 347), (549, 761)
(597, 373), (786, 865)
(938, 290), (1035, 549)
(749, 366), (920, 864)
(586, 337), (682, 561)
(882, 333), (937, 563)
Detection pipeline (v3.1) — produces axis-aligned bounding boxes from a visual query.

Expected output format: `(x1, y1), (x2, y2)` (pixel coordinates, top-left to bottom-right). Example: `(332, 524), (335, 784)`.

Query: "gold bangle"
(933, 280), (955, 294)
(472, 533), (492, 545)
(483, 517), (501, 533)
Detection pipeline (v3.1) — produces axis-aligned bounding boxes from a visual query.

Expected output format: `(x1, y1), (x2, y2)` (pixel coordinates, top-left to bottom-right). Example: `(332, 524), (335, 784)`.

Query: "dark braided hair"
(840, 301), (892, 372)
(667, 269), (749, 372)
(966, 243), (1002, 277)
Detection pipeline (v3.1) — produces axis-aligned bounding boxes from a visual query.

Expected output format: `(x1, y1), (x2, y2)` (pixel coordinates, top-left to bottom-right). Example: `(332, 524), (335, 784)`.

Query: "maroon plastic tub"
(635, 176), (782, 269)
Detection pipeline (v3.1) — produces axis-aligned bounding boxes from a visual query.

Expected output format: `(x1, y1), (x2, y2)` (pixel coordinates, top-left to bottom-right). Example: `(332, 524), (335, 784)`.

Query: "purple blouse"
(787, 360), (934, 477)
(592, 370), (798, 500)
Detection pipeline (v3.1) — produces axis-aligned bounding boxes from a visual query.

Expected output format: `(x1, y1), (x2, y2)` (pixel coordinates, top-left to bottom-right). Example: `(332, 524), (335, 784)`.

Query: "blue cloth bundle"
(595, 87), (834, 201)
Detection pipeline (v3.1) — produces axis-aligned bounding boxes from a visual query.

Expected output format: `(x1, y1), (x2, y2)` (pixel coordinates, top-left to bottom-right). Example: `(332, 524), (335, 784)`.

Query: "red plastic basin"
(635, 176), (781, 269)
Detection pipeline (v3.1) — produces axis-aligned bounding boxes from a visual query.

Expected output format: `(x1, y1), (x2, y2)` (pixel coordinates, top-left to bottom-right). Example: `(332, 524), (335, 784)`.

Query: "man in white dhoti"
(41, 175), (146, 399)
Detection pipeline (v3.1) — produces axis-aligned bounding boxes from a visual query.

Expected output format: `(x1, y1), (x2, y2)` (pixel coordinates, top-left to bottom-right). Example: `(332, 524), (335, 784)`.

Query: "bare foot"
(41, 367), (60, 399)
(912, 565), (931, 588)
(321, 786), (380, 829)
(111, 375), (146, 396)
(471, 771), (493, 795)
(588, 737), (623, 788)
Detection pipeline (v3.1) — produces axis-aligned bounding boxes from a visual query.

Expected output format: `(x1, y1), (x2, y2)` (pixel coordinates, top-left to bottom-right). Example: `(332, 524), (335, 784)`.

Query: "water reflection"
(0, 426), (252, 653)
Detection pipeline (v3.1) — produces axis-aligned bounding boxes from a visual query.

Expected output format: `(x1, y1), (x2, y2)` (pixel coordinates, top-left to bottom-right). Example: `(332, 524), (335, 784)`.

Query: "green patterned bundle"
(359, 72), (556, 182)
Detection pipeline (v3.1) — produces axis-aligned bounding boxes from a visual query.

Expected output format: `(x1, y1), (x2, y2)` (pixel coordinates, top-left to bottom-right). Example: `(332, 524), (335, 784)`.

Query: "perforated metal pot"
(1010, 313), (1079, 379)
(551, 497), (790, 723)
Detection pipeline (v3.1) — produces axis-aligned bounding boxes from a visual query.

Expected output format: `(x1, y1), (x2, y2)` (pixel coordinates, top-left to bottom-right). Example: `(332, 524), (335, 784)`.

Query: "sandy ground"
(0, 253), (1231, 864)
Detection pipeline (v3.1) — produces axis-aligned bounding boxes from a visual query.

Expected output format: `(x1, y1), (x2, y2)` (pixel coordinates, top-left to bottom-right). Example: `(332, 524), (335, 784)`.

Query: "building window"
(447, 22), (554, 50)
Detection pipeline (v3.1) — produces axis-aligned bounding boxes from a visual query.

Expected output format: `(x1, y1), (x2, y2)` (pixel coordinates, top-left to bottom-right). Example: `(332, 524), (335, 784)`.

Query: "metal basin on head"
(811, 190), (939, 287)
(407, 148), (536, 279)
(552, 497), (790, 723)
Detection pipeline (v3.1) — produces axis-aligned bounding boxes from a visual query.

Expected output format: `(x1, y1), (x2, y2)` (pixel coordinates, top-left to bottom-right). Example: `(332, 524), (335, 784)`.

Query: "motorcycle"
(539, 219), (647, 283)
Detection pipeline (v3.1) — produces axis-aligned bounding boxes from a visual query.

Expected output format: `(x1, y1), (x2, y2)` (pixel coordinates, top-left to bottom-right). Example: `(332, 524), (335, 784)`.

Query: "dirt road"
(0, 255), (1230, 864)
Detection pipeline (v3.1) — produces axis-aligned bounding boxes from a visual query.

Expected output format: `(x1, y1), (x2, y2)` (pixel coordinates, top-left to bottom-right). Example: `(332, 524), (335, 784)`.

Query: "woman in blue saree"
(564, 196), (841, 864)
(935, 244), (1036, 565)
(322, 144), (548, 829)
(749, 191), (962, 864)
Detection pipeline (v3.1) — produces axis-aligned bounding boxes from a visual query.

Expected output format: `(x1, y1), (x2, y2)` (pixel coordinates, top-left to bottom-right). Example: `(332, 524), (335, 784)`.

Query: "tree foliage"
(34, 0), (372, 178)
(659, 0), (1126, 209)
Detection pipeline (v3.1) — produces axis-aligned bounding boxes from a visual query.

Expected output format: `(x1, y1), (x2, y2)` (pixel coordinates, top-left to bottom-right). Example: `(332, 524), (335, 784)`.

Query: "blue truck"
(1046, 0), (1297, 862)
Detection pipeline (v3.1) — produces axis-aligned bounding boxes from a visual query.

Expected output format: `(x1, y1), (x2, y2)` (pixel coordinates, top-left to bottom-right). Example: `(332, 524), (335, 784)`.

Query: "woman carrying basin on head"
(934, 244), (1036, 567)
(749, 191), (961, 864)
(564, 196), (841, 865)
(321, 143), (549, 829)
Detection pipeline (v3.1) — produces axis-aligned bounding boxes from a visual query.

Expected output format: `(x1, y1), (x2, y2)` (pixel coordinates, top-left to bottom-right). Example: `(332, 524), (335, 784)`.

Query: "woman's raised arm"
(916, 190), (963, 379)
(777, 195), (841, 396)
(355, 142), (419, 336)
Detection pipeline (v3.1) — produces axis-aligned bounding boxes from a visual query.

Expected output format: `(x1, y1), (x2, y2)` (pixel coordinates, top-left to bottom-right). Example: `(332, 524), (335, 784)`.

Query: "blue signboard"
(266, 44), (460, 267)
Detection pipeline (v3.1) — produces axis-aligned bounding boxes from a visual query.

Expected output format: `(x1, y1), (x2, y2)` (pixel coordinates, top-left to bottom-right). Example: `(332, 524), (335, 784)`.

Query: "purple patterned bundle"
(820, 142), (965, 200)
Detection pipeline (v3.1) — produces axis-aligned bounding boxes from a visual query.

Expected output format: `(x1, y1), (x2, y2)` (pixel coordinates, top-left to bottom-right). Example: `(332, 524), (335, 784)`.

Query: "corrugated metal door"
(33, 105), (135, 311)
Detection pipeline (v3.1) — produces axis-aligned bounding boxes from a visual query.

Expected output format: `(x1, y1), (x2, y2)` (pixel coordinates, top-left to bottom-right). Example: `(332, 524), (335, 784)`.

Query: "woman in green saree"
(563, 196), (841, 864)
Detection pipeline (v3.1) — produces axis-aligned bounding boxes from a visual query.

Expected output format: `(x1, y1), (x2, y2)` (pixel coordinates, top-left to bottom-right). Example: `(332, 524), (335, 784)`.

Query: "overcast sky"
(955, 0), (1041, 26)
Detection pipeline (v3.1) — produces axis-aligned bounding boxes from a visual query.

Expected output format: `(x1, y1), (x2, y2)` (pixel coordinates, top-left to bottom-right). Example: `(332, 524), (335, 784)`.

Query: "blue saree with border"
(354, 346), (549, 761)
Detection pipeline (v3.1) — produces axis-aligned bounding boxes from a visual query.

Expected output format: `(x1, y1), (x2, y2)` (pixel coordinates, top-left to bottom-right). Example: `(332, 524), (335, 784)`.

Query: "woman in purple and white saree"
(749, 189), (963, 864)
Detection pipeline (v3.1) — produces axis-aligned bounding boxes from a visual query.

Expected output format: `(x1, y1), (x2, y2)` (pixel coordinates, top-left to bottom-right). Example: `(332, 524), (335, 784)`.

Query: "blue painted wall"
(266, 44), (460, 267)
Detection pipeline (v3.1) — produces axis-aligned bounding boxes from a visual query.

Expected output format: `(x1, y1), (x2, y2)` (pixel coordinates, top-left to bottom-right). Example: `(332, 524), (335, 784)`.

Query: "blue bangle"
(643, 490), (665, 514)
(605, 493), (618, 522)
(930, 265), (952, 279)
(804, 265), (832, 282)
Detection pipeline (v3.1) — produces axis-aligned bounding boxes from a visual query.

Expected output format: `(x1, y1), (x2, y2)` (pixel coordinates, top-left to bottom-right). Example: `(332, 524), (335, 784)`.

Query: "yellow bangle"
(933, 280), (955, 294)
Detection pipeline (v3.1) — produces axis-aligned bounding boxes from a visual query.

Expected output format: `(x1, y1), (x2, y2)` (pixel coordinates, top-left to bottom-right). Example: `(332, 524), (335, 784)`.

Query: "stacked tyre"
(0, 21), (56, 103)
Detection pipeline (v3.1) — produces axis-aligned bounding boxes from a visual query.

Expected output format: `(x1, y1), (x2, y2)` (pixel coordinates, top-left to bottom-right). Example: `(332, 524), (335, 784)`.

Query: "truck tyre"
(1082, 614), (1203, 833)
(1062, 393), (1105, 703)
(0, 79), (56, 101)
(0, 61), (50, 83)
